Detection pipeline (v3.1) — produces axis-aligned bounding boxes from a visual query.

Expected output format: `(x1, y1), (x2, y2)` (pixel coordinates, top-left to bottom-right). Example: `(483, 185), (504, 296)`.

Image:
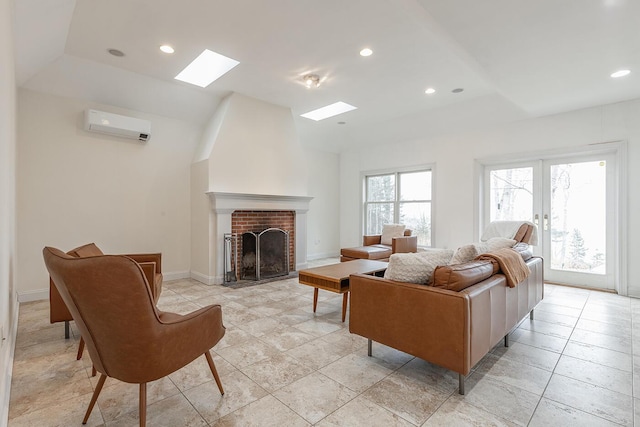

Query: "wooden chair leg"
(76, 337), (85, 360)
(204, 351), (224, 395)
(83, 373), (106, 424)
(139, 383), (147, 427)
(92, 366), (96, 377)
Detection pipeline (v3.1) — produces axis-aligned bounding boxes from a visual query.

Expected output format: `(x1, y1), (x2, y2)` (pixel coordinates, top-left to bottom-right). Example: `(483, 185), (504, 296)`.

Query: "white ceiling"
(14, 0), (640, 152)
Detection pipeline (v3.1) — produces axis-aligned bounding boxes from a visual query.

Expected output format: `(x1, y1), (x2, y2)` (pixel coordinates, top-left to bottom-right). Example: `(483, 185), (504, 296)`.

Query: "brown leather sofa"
(50, 243), (163, 338)
(349, 254), (543, 394)
(340, 229), (418, 262)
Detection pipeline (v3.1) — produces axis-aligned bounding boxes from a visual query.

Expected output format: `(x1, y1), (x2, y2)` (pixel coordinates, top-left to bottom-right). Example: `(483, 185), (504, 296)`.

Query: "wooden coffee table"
(298, 259), (388, 322)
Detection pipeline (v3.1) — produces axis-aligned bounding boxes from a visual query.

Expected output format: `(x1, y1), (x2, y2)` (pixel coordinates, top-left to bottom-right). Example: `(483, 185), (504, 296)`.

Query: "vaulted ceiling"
(14, 0), (640, 152)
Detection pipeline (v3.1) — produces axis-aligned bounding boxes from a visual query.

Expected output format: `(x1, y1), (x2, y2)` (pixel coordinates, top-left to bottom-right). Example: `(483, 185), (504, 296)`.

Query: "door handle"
(544, 214), (549, 231)
(534, 214), (539, 226)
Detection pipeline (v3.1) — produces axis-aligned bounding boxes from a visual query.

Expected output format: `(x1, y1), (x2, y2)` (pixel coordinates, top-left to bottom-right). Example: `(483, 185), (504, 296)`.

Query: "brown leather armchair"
(43, 246), (225, 427)
(50, 243), (163, 340)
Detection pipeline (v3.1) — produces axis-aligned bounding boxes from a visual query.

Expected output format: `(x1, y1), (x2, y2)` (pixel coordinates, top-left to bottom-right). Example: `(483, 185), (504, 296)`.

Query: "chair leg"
(139, 383), (147, 427)
(77, 337), (85, 360)
(204, 351), (224, 395)
(65, 320), (70, 339)
(92, 366), (96, 377)
(83, 373), (106, 424)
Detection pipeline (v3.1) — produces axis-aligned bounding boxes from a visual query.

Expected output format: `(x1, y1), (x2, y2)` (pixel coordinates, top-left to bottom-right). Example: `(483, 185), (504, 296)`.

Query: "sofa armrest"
(391, 235), (417, 253)
(363, 235), (382, 245)
(349, 273), (471, 375)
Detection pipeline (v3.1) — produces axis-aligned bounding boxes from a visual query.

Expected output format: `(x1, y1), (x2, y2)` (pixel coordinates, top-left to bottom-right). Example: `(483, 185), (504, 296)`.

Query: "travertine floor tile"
(183, 370), (267, 424)
(543, 374), (633, 426)
(528, 397), (621, 427)
(107, 393), (207, 427)
(422, 394), (519, 427)
(320, 353), (394, 393)
(212, 395), (310, 427)
(240, 353), (314, 392)
(316, 395), (413, 427)
(273, 372), (357, 424)
(554, 354), (633, 396)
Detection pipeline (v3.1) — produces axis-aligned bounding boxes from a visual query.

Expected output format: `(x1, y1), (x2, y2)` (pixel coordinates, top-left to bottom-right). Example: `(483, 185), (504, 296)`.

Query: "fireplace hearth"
(241, 228), (289, 280)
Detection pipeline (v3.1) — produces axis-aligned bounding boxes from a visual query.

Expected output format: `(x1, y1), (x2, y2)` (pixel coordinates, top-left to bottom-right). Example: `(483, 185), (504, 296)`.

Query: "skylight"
(300, 102), (358, 121)
(174, 49), (239, 88)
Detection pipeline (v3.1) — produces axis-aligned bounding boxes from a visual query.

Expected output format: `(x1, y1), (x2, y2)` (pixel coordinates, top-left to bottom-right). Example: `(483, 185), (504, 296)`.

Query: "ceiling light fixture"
(425, 88), (436, 94)
(303, 74), (321, 88)
(452, 88), (464, 93)
(160, 45), (175, 54)
(611, 69), (631, 78)
(360, 48), (373, 57)
(301, 102), (357, 121)
(174, 49), (239, 88)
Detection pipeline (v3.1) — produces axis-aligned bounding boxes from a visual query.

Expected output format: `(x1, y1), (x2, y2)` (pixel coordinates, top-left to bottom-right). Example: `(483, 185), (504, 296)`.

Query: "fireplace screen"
(241, 228), (289, 280)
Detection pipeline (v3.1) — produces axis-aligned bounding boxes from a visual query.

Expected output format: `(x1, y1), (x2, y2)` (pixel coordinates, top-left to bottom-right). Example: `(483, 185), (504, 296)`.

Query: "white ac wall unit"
(84, 109), (151, 142)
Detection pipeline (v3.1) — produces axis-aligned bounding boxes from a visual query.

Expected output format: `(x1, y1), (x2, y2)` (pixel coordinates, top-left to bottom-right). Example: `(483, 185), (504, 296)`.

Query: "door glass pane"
(367, 174), (395, 202)
(489, 167), (533, 222)
(549, 161), (606, 274)
(366, 203), (394, 234)
(400, 202), (431, 246)
(400, 171), (431, 201)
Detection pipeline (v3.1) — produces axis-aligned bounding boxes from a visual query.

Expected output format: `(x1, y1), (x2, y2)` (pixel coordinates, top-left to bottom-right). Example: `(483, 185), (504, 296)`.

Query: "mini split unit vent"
(84, 109), (151, 142)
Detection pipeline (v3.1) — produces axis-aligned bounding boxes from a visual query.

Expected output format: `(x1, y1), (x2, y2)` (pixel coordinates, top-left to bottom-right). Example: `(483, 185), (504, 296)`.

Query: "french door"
(484, 152), (617, 290)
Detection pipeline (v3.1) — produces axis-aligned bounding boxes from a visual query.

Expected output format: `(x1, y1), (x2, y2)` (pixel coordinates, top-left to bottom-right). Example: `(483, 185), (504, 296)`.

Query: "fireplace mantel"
(208, 192), (313, 214)
(206, 192), (313, 284)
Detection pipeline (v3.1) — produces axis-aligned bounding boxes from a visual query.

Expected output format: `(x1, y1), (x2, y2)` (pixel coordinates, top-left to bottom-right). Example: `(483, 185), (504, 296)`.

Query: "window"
(364, 169), (432, 246)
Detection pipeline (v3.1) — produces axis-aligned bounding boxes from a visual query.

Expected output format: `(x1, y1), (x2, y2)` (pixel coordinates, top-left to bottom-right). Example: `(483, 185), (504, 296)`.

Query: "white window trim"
(360, 163), (436, 247)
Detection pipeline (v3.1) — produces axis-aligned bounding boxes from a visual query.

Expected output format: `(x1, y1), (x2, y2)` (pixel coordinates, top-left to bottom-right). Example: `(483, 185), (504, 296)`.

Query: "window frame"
(362, 164), (435, 248)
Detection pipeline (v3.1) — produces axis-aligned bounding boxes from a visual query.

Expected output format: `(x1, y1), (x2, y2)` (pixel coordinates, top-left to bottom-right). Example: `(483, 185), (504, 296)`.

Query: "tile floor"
(8, 260), (640, 426)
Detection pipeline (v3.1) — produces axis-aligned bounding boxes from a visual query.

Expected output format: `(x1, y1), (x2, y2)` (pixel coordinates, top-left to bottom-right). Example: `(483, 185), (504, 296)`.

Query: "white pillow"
(486, 237), (516, 252)
(449, 244), (479, 265)
(380, 224), (406, 246)
(384, 249), (454, 284)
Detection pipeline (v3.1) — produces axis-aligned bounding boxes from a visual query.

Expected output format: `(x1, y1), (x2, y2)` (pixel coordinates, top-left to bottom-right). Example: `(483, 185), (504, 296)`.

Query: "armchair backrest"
(43, 247), (161, 383)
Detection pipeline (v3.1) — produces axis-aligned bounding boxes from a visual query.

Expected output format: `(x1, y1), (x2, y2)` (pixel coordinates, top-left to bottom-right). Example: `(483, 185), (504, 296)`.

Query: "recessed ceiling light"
(160, 45), (175, 54)
(337, 121), (346, 125)
(425, 88), (436, 95)
(360, 48), (373, 57)
(452, 88), (464, 93)
(611, 69), (631, 78)
(107, 49), (125, 57)
(174, 49), (239, 88)
(301, 102), (357, 121)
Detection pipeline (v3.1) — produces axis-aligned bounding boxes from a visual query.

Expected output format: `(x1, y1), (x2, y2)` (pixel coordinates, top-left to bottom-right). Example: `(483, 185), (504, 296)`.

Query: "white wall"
(340, 99), (640, 296)
(17, 89), (202, 298)
(0, 0), (17, 423)
(306, 148), (340, 259)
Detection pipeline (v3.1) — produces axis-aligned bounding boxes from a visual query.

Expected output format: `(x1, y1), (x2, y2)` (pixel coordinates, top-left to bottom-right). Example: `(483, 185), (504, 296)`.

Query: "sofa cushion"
(431, 260), (495, 292)
(384, 249), (454, 284)
(380, 224), (406, 245)
(341, 245), (392, 260)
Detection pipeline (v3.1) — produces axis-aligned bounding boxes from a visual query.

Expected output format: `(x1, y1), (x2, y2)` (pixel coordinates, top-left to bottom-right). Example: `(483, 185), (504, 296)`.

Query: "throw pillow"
(486, 237), (516, 252)
(449, 244), (478, 265)
(384, 249), (454, 284)
(380, 224), (406, 246)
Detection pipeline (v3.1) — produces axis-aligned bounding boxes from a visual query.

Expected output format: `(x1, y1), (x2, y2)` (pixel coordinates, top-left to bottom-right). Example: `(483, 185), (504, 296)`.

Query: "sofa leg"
(368, 339), (372, 357)
(530, 309), (534, 320)
(459, 374), (465, 395)
(504, 334), (510, 347)
(65, 320), (70, 339)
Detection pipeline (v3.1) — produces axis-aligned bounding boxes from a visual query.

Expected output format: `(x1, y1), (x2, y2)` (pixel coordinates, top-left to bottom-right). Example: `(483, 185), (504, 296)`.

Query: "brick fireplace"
(232, 210), (295, 280)
(207, 192), (313, 284)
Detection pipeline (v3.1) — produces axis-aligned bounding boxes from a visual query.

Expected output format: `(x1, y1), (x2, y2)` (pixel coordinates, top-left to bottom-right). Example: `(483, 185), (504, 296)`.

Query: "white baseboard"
(307, 251), (340, 261)
(1, 293), (19, 427)
(163, 270), (190, 282)
(190, 270), (223, 285)
(17, 288), (48, 302)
